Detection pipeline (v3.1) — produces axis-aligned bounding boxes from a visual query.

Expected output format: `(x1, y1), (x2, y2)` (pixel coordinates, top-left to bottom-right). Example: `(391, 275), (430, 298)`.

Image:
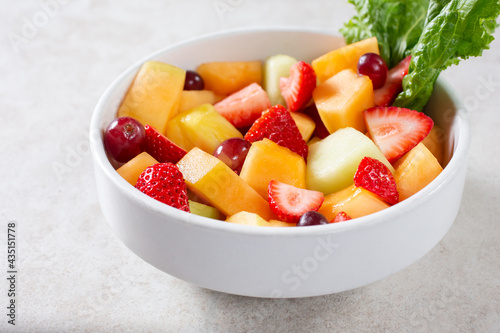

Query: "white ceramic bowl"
(90, 28), (470, 298)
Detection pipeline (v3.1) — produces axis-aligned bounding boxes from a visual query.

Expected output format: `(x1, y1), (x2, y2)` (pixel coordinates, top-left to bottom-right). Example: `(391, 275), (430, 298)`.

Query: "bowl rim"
(90, 26), (471, 237)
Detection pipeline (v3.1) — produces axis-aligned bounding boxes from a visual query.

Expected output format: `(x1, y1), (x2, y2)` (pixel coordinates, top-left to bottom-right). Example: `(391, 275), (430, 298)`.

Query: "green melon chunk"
(306, 127), (395, 196)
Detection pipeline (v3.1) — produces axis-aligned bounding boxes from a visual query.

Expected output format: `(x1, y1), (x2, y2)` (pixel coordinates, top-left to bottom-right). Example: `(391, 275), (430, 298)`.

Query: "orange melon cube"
(117, 61), (185, 134)
(312, 37), (379, 82)
(239, 139), (306, 199)
(313, 69), (374, 134)
(290, 112), (316, 142)
(177, 90), (223, 114)
(196, 61), (262, 95)
(318, 184), (390, 221)
(177, 148), (274, 220)
(393, 143), (443, 201)
(116, 152), (159, 186)
(421, 125), (445, 166)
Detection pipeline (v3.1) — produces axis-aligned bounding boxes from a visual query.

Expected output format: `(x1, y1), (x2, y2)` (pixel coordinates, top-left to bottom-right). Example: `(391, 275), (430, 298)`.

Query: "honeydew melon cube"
(188, 200), (223, 220)
(306, 127), (394, 195)
(263, 54), (298, 106)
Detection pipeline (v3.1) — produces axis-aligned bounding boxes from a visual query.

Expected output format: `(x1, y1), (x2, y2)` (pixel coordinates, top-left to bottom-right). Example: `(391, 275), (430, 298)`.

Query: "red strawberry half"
(374, 55), (412, 107)
(244, 104), (308, 159)
(214, 82), (271, 128)
(331, 211), (352, 223)
(354, 156), (399, 205)
(144, 125), (187, 164)
(268, 180), (324, 223)
(135, 163), (190, 212)
(280, 61), (317, 112)
(364, 106), (433, 163)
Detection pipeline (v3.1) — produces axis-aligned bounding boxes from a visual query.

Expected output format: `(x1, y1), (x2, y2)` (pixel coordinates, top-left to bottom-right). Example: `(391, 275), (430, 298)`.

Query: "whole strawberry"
(135, 163), (190, 212)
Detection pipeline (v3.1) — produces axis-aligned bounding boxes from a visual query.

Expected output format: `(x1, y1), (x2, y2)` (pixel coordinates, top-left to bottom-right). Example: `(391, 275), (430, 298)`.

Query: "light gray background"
(2, 0), (499, 332)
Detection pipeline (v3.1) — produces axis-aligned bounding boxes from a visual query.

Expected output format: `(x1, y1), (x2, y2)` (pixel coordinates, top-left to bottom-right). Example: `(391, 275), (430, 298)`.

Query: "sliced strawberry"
(135, 163), (190, 212)
(374, 55), (412, 107)
(303, 104), (330, 139)
(354, 156), (399, 205)
(280, 61), (317, 112)
(364, 106), (433, 163)
(331, 211), (352, 223)
(144, 125), (187, 164)
(214, 83), (271, 128)
(268, 180), (324, 223)
(244, 104), (308, 159)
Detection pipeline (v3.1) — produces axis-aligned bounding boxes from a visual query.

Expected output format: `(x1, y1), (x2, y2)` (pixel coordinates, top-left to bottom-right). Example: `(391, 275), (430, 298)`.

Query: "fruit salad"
(102, 0), (499, 227)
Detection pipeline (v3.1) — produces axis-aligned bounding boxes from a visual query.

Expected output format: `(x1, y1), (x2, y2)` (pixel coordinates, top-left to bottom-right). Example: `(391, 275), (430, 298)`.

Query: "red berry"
(244, 105), (308, 160)
(358, 53), (388, 89)
(268, 180), (324, 223)
(331, 211), (352, 223)
(135, 163), (190, 212)
(104, 116), (146, 163)
(354, 157), (399, 205)
(144, 124), (187, 164)
(280, 61), (317, 112)
(364, 106), (433, 163)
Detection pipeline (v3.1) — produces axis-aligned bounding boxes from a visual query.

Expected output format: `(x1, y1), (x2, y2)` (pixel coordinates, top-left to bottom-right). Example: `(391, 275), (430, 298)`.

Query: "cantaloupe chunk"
(196, 61), (262, 95)
(318, 185), (390, 221)
(393, 143), (443, 201)
(313, 69), (374, 134)
(421, 125), (445, 166)
(177, 90), (222, 114)
(117, 61), (185, 134)
(290, 112), (316, 142)
(116, 152), (159, 186)
(177, 148), (274, 220)
(312, 37), (379, 82)
(307, 127), (394, 196)
(166, 104), (242, 154)
(239, 139), (306, 199)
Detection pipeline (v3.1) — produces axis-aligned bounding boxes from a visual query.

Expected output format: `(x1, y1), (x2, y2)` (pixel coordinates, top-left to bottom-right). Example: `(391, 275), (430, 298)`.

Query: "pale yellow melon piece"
(177, 90), (221, 114)
(166, 104), (242, 154)
(117, 61), (185, 134)
(226, 212), (295, 227)
(177, 148), (274, 220)
(116, 152), (159, 186)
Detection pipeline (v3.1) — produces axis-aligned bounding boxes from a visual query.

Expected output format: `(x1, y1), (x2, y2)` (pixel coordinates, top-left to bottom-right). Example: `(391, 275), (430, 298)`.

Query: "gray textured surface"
(1, 1), (499, 332)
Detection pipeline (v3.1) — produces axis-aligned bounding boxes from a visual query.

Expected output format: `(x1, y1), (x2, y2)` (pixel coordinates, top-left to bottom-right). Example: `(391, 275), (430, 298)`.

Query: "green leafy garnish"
(341, 0), (500, 111)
